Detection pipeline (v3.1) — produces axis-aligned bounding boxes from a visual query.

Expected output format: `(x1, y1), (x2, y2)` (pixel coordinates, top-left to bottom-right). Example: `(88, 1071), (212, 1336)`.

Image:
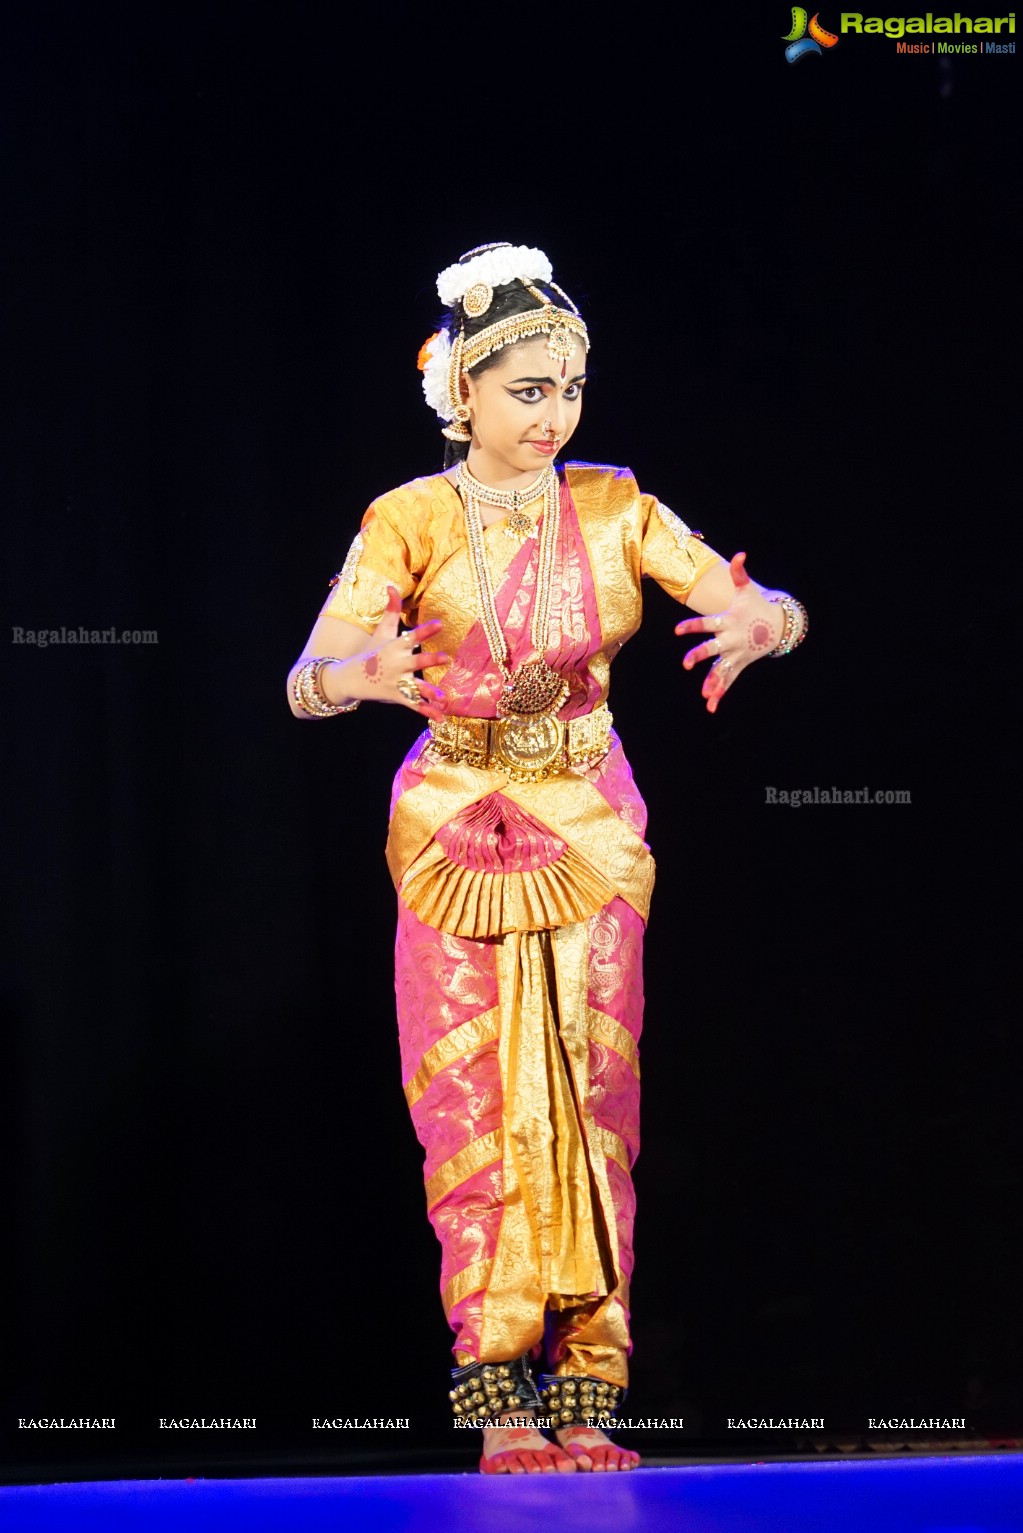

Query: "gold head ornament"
(430, 244), (589, 440)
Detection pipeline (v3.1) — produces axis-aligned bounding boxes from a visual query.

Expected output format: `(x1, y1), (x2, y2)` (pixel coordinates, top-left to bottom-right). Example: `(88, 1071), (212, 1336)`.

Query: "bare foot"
(480, 1413), (578, 1475)
(553, 1425), (641, 1471)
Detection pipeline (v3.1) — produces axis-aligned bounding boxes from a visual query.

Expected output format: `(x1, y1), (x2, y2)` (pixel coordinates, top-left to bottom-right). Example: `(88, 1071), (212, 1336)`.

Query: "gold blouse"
(320, 461), (721, 710)
(320, 461), (723, 938)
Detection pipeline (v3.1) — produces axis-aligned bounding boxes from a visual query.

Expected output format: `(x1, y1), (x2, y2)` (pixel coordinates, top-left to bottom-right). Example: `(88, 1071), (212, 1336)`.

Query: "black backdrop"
(3, 0), (1019, 1481)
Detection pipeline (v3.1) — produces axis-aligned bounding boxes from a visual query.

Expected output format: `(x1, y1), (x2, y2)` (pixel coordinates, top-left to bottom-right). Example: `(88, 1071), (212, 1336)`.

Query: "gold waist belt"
(428, 703), (613, 782)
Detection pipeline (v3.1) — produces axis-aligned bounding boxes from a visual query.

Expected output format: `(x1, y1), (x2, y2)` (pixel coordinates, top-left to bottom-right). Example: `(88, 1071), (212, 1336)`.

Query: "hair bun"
(437, 245), (553, 305)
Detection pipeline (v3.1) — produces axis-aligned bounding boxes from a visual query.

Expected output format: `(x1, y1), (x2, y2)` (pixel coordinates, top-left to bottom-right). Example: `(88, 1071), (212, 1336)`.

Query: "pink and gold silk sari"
(322, 463), (719, 1380)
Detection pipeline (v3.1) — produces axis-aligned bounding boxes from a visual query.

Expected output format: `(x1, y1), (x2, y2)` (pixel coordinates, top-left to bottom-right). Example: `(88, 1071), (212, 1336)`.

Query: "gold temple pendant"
(503, 511), (537, 544)
(497, 661), (569, 718)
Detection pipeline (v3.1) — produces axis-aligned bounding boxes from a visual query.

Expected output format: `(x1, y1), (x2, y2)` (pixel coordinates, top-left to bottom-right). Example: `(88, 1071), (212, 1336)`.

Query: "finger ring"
(715, 616), (723, 629)
(401, 631), (415, 647)
(397, 674), (421, 705)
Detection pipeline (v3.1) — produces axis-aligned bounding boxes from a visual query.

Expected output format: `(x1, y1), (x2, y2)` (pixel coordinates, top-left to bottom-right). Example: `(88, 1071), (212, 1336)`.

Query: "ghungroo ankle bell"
(537, 1372), (627, 1426)
(449, 1352), (542, 1423)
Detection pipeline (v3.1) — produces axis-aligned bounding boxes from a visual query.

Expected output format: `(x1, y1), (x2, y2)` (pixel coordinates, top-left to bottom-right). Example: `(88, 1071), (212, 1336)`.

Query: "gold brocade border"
(403, 1007), (501, 1109)
(443, 1259), (494, 1317)
(681, 524), (723, 594)
(425, 1129), (503, 1212)
(562, 464), (643, 663)
(551, 921), (623, 1280)
(592, 1124), (630, 1174)
(477, 935), (550, 1359)
(584, 1006), (641, 1079)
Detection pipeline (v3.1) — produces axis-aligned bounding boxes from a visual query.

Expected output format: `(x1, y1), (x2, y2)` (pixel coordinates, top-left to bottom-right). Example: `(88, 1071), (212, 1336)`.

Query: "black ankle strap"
(449, 1352), (542, 1422)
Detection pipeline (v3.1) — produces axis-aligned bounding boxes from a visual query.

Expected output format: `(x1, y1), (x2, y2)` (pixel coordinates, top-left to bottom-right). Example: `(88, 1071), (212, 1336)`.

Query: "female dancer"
(286, 243), (807, 1475)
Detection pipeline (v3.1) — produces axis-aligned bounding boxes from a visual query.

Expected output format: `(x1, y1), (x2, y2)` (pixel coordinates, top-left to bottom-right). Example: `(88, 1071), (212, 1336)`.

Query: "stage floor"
(2, 1453), (1022, 1532)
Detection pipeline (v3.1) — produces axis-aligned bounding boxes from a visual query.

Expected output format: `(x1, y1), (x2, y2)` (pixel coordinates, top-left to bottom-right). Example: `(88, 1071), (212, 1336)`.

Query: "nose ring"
(542, 419), (558, 439)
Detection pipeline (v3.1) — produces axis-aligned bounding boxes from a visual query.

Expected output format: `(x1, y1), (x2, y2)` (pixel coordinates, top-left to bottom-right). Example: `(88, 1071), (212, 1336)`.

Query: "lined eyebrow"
(507, 374), (587, 385)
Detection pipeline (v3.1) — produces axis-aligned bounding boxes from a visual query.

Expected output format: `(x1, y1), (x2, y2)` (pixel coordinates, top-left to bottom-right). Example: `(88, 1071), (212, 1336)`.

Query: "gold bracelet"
(294, 657), (361, 716)
(768, 596), (808, 657)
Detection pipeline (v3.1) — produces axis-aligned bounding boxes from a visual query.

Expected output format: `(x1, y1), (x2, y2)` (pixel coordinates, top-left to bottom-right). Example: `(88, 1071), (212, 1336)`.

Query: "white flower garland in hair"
(436, 245), (553, 305)
(419, 328), (454, 420)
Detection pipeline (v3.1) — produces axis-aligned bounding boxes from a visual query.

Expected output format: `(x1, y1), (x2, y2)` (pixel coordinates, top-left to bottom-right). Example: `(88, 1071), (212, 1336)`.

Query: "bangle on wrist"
(767, 595), (808, 657)
(294, 657), (361, 716)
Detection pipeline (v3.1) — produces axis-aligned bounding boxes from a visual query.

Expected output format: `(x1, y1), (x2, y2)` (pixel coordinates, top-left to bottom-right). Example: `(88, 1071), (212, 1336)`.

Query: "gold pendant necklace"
(456, 460), (553, 544)
(504, 509), (536, 543)
(455, 459), (569, 719)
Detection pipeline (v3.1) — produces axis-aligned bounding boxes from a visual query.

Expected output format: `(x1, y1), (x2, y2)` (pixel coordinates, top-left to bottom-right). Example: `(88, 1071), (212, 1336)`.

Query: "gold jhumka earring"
(441, 327), (472, 443)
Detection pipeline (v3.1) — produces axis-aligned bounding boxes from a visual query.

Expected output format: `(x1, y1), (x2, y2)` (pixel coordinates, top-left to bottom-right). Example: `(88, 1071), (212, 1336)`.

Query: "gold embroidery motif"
(321, 563), (390, 627)
(655, 501), (693, 550)
(640, 494), (722, 603)
(332, 530), (365, 587)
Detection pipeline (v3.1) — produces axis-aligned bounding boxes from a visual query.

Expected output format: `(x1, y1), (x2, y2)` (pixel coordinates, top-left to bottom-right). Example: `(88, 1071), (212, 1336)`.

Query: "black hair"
(437, 258), (586, 468)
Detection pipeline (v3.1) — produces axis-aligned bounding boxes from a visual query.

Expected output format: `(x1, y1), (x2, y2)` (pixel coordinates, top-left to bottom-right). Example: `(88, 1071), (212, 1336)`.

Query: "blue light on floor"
(2, 1455), (1022, 1533)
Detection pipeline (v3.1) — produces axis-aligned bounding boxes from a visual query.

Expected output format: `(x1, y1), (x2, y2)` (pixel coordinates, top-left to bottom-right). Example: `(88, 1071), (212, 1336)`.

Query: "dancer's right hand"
(319, 585), (450, 720)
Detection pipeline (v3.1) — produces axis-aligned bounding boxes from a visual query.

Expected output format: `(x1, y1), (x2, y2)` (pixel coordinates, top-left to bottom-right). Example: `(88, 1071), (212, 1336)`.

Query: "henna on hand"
(675, 549), (793, 713)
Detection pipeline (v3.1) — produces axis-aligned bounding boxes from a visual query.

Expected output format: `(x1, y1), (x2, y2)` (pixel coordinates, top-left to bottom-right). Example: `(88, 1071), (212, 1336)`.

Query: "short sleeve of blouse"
(319, 490), (422, 634)
(638, 492), (723, 604)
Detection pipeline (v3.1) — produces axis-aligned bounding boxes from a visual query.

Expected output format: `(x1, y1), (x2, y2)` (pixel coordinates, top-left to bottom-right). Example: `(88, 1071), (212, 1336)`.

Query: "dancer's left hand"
(674, 552), (784, 714)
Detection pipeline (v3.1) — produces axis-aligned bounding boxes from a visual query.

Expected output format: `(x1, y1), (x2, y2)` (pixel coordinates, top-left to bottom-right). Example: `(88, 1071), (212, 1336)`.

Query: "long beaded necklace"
(455, 459), (569, 718)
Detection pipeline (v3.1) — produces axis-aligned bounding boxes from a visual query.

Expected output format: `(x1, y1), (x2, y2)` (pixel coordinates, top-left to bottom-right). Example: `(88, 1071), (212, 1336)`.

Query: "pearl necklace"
(455, 459), (568, 719)
(456, 460), (555, 543)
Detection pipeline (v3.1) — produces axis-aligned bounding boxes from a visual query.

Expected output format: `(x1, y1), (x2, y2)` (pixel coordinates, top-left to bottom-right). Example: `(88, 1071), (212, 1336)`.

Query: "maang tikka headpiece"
(417, 242), (589, 441)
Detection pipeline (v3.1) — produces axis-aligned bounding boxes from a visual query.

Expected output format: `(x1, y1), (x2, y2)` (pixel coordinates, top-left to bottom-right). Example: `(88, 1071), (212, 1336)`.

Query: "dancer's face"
(463, 334), (586, 482)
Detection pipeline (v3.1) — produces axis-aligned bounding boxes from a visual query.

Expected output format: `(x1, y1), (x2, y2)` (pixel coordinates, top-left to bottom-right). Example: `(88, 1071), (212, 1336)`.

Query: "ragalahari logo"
(783, 8), (840, 60)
